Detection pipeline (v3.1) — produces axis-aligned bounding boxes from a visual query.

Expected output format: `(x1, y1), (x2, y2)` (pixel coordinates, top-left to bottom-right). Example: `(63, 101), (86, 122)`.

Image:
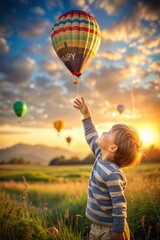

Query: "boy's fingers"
(81, 97), (85, 105)
(73, 101), (81, 107)
(75, 99), (82, 104)
(73, 105), (80, 109)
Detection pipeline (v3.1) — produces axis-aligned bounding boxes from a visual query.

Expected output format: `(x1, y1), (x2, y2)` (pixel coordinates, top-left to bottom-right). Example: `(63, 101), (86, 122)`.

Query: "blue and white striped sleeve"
(82, 117), (101, 158)
(106, 172), (127, 232)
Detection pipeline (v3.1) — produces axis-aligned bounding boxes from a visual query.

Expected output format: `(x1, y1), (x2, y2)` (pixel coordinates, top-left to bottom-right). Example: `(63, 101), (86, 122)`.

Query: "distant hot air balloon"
(117, 104), (125, 114)
(51, 10), (101, 84)
(13, 101), (27, 118)
(53, 120), (64, 135)
(66, 136), (72, 145)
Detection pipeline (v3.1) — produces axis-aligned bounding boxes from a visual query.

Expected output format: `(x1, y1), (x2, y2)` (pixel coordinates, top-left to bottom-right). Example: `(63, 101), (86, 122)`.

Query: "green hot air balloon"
(13, 101), (27, 117)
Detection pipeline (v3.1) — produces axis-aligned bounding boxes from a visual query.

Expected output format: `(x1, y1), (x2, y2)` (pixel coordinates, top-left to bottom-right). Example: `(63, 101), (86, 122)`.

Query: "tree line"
(49, 145), (160, 165)
(0, 145), (159, 165)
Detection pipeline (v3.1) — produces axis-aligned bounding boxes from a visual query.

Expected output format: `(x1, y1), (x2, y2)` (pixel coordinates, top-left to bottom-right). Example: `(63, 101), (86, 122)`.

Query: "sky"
(0, 0), (160, 154)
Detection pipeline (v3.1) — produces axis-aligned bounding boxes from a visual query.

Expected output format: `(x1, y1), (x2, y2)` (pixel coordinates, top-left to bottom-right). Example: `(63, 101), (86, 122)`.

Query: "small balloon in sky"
(51, 10), (101, 84)
(117, 104), (125, 114)
(13, 101), (27, 117)
(53, 120), (64, 136)
(66, 136), (72, 145)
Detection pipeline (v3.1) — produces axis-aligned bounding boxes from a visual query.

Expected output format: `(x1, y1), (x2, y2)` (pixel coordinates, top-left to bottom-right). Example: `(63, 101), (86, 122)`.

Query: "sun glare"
(139, 128), (158, 147)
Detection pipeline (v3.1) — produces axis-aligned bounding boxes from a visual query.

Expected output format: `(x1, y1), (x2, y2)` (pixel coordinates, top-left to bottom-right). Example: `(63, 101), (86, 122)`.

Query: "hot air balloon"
(117, 104), (125, 114)
(53, 120), (64, 136)
(66, 136), (72, 145)
(51, 10), (101, 84)
(13, 101), (27, 118)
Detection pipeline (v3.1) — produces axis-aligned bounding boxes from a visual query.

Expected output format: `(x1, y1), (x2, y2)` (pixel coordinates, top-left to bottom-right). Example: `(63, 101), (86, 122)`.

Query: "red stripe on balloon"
(51, 26), (100, 38)
(58, 10), (96, 21)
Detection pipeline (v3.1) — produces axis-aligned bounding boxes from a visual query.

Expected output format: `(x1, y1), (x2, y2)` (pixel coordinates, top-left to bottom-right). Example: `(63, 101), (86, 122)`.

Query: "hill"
(0, 143), (85, 164)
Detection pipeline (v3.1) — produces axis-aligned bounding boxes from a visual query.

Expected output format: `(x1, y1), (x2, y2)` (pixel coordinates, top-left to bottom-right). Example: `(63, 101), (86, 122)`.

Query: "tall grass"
(0, 164), (160, 239)
(0, 177), (84, 240)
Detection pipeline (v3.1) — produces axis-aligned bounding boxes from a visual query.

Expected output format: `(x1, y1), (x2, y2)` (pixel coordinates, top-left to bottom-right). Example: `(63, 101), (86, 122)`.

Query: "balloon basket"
(73, 78), (79, 84)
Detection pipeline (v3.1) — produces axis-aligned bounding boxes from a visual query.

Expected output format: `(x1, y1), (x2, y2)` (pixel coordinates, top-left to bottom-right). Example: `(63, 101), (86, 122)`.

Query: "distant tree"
(48, 146), (160, 166)
(9, 158), (31, 164)
(82, 154), (95, 164)
(49, 156), (80, 165)
(49, 156), (66, 165)
(142, 145), (160, 163)
(66, 156), (80, 165)
(0, 160), (5, 165)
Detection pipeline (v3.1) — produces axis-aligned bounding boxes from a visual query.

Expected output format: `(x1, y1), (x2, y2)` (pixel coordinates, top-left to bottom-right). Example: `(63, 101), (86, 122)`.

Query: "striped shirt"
(83, 117), (127, 232)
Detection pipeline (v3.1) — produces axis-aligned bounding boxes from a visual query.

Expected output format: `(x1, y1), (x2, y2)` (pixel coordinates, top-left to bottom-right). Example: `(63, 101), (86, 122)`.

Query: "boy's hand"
(73, 97), (91, 118)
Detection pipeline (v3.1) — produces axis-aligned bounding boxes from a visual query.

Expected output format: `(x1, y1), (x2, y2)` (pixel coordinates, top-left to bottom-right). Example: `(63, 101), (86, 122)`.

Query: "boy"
(73, 97), (142, 240)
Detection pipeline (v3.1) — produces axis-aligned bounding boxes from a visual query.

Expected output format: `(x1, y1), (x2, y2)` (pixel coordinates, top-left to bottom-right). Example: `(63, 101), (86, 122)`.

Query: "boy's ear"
(109, 144), (118, 153)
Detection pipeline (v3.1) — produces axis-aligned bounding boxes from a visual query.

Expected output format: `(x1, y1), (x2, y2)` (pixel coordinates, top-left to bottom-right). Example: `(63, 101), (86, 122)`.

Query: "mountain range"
(0, 143), (86, 164)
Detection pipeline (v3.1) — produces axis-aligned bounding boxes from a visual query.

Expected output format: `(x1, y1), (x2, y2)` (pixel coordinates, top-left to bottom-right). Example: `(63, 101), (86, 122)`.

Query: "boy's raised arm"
(73, 97), (101, 159)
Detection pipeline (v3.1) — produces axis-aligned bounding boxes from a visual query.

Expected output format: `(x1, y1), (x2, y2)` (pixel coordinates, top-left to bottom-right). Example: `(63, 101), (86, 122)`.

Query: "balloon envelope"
(51, 10), (101, 78)
(53, 120), (64, 133)
(13, 101), (27, 117)
(117, 104), (125, 114)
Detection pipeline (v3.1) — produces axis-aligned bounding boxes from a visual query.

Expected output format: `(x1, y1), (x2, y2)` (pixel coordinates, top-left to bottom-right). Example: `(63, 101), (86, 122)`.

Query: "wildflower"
(22, 175), (28, 201)
(5, 201), (9, 210)
(76, 214), (83, 218)
(17, 207), (21, 219)
(46, 227), (59, 235)
(146, 225), (152, 240)
(5, 207), (13, 223)
(140, 216), (145, 229)
(157, 223), (160, 232)
(64, 208), (69, 219)
(140, 216), (146, 235)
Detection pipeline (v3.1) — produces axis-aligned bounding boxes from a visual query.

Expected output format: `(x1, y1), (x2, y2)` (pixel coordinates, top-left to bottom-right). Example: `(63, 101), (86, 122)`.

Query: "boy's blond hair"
(111, 124), (142, 168)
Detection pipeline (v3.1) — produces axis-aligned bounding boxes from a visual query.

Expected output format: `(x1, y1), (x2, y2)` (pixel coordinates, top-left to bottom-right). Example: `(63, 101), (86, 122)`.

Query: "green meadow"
(0, 163), (160, 240)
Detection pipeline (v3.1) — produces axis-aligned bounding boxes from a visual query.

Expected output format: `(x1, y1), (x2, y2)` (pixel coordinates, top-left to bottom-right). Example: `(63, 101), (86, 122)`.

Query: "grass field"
(0, 163), (160, 240)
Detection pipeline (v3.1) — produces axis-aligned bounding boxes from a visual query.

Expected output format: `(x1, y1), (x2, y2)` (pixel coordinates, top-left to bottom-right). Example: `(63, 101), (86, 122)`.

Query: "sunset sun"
(139, 128), (158, 147)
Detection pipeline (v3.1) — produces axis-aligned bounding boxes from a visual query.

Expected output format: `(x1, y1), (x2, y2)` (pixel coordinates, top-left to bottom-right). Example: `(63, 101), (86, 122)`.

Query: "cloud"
(101, 13), (142, 42)
(0, 38), (10, 55)
(125, 52), (148, 66)
(71, 0), (127, 15)
(19, 19), (51, 40)
(139, 0), (160, 21)
(70, 0), (91, 12)
(101, 1), (159, 43)
(0, 24), (13, 37)
(95, 0), (127, 15)
(23, 39), (57, 60)
(86, 66), (129, 92)
(0, 55), (35, 85)
(98, 50), (123, 61)
(143, 37), (160, 49)
(46, 0), (64, 11)
(31, 6), (45, 16)
(39, 59), (63, 77)
(151, 62), (160, 71)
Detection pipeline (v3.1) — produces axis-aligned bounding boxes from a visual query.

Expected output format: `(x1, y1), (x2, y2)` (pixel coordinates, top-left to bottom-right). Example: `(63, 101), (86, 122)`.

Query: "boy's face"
(96, 129), (116, 152)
